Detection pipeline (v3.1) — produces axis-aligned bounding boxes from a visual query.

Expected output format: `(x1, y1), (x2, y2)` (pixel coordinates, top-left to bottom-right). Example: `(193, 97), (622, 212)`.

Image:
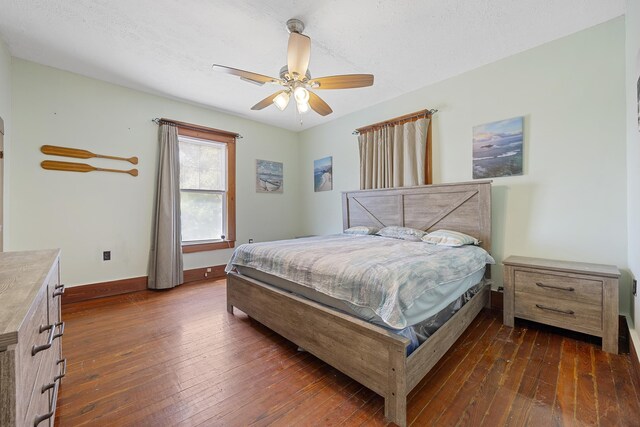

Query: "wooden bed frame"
(227, 181), (492, 426)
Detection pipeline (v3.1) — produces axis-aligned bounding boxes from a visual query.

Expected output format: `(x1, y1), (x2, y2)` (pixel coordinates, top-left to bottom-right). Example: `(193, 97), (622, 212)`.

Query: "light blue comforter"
(225, 234), (495, 329)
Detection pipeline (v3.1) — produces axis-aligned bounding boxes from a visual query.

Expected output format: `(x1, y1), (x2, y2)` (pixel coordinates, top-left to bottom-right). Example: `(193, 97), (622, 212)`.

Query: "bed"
(226, 181), (492, 426)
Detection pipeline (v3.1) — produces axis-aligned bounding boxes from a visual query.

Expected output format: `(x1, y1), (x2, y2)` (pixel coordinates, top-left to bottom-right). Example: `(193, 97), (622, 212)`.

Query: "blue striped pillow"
(376, 226), (426, 242)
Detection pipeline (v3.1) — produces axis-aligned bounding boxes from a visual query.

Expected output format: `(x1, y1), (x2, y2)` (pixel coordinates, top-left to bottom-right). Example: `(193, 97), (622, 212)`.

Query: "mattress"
(226, 234), (495, 329)
(233, 266), (486, 355)
(234, 265), (486, 328)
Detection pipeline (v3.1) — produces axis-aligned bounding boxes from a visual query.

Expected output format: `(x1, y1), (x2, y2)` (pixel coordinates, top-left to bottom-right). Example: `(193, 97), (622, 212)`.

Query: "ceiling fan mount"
(212, 18), (374, 117)
(286, 18), (305, 34)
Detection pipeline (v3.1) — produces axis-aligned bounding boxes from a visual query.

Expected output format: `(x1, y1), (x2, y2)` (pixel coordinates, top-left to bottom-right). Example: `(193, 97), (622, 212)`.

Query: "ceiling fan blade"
(251, 91), (286, 110)
(309, 74), (374, 90)
(308, 91), (333, 116)
(287, 32), (311, 78)
(212, 65), (280, 85)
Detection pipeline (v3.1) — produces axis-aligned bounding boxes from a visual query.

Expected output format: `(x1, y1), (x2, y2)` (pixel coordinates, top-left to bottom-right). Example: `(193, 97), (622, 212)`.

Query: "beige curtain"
(148, 123), (184, 289)
(358, 117), (430, 190)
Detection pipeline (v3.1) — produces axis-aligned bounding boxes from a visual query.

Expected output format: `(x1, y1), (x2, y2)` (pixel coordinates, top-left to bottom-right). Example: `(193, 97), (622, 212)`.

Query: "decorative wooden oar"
(41, 160), (138, 177)
(41, 145), (138, 164)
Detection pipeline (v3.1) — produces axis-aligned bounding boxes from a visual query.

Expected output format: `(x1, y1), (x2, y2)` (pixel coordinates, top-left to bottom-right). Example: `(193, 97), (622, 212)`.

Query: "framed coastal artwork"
(473, 116), (524, 179)
(256, 159), (283, 193)
(314, 156), (333, 192)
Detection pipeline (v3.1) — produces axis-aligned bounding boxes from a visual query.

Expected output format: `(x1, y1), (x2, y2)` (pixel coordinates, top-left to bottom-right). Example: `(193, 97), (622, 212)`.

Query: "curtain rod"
(352, 108), (438, 135)
(152, 118), (243, 139)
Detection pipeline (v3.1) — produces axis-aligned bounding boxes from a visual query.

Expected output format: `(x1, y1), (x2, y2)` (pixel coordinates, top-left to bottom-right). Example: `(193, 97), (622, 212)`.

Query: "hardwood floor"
(55, 279), (640, 426)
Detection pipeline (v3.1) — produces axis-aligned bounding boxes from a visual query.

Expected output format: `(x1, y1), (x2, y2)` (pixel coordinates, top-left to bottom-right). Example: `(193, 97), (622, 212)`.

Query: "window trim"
(175, 124), (236, 253)
(182, 240), (235, 253)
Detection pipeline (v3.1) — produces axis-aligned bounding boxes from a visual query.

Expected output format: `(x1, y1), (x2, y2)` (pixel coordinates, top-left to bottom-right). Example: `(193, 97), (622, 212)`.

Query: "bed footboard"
(227, 272), (410, 424)
(227, 272), (490, 427)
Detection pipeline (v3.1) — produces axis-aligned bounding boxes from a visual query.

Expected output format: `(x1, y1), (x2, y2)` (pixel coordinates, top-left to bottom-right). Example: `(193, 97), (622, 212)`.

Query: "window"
(179, 136), (226, 242)
(174, 122), (236, 253)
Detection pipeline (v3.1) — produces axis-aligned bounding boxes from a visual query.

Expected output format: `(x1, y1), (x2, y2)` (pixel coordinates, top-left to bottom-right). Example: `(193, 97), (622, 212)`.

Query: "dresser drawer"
(24, 358), (51, 427)
(16, 289), (49, 422)
(514, 270), (602, 305)
(514, 292), (602, 335)
(22, 366), (49, 427)
(24, 348), (63, 427)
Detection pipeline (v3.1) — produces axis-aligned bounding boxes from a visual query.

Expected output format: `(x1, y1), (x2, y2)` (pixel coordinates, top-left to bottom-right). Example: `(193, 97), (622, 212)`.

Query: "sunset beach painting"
(473, 116), (523, 179)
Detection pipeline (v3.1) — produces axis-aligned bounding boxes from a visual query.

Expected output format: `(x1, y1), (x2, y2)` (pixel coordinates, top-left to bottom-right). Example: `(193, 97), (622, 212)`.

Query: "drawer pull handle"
(34, 375), (61, 426)
(41, 359), (66, 391)
(31, 322), (64, 356)
(536, 282), (575, 292)
(53, 321), (65, 340)
(32, 324), (55, 356)
(535, 304), (575, 315)
(53, 283), (65, 297)
(55, 358), (67, 381)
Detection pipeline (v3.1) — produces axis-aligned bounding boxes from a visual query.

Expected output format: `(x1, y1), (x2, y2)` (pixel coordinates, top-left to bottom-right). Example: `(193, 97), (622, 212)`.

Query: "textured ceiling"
(0, 0), (625, 131)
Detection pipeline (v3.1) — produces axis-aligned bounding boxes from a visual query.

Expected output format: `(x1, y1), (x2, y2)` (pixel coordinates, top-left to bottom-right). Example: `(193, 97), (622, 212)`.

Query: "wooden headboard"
(342, 181), (492, 252)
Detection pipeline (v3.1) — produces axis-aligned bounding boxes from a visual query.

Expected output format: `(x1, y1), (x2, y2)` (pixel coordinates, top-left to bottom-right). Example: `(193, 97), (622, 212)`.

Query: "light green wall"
(9, 59), (302, 286)
(299, 18), (630, 313)
(626, 0), (640, 353)
(0, 38), (11, 249)
(3, 17), (632, 318)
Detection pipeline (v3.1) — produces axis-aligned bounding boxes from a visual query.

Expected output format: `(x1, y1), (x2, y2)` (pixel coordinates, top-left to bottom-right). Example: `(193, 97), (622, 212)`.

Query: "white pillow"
(344, 226), (380, 235)
(422, 229), (480, 247)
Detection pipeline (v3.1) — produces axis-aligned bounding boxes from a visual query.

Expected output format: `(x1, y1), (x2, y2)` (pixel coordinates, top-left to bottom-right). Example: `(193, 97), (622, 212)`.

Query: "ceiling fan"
(212, 18), (374, 117)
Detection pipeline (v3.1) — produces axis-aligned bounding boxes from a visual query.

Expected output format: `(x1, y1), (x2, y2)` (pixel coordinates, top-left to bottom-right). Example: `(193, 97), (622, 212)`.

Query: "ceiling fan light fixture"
(293, 86), (310, 104)
(273, 91), (291, 111)
(296, 101), (310, 114)
(213, 18), (374, 118)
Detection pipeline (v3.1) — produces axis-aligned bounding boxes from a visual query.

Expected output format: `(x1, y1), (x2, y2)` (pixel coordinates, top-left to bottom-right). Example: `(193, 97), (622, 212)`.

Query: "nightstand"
(503, 256), (620, 354)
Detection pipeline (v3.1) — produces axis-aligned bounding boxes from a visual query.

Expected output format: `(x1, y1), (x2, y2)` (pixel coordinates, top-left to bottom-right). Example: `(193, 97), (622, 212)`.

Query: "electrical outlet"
(633, 279), (637, 297)
(248, 239), (254, 244)
(103, 251), (111, 261)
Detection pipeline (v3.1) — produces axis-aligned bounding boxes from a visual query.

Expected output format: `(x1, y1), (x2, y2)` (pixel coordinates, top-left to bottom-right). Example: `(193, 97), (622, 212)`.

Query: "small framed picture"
(256, 159), (283, 193)
(314, 156), (333, 192)
(473, 117), (524, 179)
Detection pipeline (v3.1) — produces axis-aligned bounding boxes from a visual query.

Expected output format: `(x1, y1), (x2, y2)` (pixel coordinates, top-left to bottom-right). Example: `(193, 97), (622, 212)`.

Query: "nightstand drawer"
(514, 292), (602, 335)
(514, 270), (602, 305)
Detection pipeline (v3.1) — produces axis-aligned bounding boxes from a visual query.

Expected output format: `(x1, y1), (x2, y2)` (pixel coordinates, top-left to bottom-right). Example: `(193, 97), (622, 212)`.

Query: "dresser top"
(0, 249), (60, 349)
(503, 255), (620, 278)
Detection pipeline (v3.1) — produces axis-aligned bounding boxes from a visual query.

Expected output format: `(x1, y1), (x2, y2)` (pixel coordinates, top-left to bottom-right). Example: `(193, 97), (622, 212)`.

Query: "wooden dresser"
(503, 256), (619, 354)
(0, 250), (65, 426)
